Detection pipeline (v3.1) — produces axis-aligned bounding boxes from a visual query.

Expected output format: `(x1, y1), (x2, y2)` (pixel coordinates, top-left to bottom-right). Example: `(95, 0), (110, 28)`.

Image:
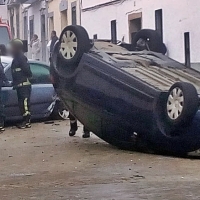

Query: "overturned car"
(51, 25), (200, 155)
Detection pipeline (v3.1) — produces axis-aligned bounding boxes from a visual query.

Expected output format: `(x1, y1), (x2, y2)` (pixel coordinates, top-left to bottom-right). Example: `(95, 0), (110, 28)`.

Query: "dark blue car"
(1, 56), (69, 121)
(51, 25), (200, 155)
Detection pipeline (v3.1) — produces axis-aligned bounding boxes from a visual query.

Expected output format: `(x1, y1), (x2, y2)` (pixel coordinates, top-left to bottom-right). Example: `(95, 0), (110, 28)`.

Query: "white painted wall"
(82, 0), (142, 42)
(26, 3), (42, 59)
(26, 2), (42, 42)
(0, 5), (8, 20)
(26, 2), (49, 62)
(81, 0), (200, 65)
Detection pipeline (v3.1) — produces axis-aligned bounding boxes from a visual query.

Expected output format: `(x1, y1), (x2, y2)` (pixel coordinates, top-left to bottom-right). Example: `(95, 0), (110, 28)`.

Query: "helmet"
(10, 39), (23, 50)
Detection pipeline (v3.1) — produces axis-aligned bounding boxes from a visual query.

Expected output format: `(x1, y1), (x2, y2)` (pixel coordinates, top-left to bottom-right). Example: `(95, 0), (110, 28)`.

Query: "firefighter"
(10, 39), (32, 129)
(69, 113), (90, 138)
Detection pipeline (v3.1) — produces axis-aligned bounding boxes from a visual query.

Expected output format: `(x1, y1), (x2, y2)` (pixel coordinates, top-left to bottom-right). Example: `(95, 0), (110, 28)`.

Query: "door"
(29, 62), (55, 117)
(23, 16), (28, 40)
(41, 14), (46, 61)
(2, 66), (20, 120)
(29, 16), (34, 41)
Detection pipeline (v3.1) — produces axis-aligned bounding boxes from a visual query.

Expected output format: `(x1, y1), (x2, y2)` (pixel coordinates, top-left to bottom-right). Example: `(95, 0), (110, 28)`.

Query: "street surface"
(0, 120), (200, 200)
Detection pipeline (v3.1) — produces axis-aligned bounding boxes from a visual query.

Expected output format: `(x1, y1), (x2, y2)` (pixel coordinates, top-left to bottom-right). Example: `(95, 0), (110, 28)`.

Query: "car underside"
(51, 25), (200, 155)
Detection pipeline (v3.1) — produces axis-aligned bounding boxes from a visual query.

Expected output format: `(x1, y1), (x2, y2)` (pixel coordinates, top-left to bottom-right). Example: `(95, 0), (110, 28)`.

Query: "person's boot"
(25, 115), (31, 128)
(17, 115), (31, 129)
(0, 119), (5, 132)
(69, 121), (78, 137)
(82, 127), (90, 138)
(17, 120), (26, 129)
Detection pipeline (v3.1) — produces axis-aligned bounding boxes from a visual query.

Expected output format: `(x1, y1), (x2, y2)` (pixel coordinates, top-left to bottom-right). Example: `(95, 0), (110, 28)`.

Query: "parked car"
(51, 25), (200, 155)
(1, 56), (69, 121)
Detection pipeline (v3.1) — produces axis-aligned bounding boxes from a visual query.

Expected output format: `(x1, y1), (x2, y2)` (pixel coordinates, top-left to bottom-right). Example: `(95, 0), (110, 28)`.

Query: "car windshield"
(0, 27), (10, 45)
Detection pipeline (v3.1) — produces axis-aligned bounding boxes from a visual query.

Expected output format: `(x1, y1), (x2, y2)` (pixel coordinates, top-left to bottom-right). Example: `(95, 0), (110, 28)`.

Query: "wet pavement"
(0, 120), (200, 200)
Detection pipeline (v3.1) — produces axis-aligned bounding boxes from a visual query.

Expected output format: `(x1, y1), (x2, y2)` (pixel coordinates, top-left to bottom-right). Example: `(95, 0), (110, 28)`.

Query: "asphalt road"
(0, 120), (200, 200)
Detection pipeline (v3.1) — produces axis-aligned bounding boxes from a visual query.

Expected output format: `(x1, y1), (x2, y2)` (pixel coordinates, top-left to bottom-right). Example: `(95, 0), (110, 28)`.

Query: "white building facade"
(81, 0), (200, 68)
(23, 1), (48, 61)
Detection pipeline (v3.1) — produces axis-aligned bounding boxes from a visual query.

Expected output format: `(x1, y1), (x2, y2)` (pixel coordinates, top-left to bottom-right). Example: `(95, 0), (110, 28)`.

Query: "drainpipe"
(44, 0), (49, 62)
(79, 0), (81, 25)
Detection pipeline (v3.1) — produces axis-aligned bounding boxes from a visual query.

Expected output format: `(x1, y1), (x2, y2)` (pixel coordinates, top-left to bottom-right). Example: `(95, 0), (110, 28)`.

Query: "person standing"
(0, 44), (7, 56)
(30, 34), (40, 61)
(69, 113), (90, 138)
(0, 45), (9, 131)
(10, 39), (32, 129)
(50, 30), (58, 59)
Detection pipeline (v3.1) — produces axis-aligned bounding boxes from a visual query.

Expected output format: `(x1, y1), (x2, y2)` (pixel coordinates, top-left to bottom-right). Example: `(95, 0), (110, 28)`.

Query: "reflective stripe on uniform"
(17, 79), (31, 87)
(14, 68), (22, 72)
(23, 98), (30, 116)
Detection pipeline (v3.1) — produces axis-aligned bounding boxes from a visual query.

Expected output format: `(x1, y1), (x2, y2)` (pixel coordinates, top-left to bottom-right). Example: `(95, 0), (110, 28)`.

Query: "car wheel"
(59, 25), (91, 66)
(51, 101), (69, 120)
(166, 82), (199, 127)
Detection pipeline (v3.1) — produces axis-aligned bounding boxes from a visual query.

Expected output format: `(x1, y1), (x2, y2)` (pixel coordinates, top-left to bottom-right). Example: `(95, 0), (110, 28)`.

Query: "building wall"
(48, 0), (81, 36)
(81, 0), (200, 66)
(25, 1), (49, 62)
(8, 4), (24, 39)
(0, 5), (8, 20)
(48, 0), (62, 37)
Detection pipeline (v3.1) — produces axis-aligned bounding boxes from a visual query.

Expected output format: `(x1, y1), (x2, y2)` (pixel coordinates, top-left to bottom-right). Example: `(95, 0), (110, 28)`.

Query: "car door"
(29, 62), (55, 118)
(2, 62), (55, 120)
(2, 65), (20, 120)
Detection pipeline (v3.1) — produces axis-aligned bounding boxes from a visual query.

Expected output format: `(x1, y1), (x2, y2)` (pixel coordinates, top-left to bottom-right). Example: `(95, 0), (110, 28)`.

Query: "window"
(184, 32), (190, 68)
(71, 3), (77, 25)
(30, 63), (51, 84)
(5, 63), (51, 84)
(10, 15), (14, 37)
(0, 27), (10, 45)
(23, 16), (28, 40)
(29, 16), (34, 41)
(16, 8), (20, 38)
(111, 20), (117, 44)
(49, 16), (54, 34)
(155, 9), (163, 42)
(93, 34), (98, 39)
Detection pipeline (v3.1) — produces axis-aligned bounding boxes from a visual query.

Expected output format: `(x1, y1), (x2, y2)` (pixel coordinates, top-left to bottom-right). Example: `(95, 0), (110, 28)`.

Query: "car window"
(0, 27), (10, 46)
(5, 63), (51, 84)
(30, 63), (51, 84)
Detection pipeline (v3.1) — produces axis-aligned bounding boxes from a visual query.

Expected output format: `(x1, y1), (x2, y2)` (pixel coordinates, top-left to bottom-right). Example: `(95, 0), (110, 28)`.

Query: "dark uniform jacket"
(11, 53), (32, 88)
(50, 36), (58, 54)
(0, 57), (8, 87)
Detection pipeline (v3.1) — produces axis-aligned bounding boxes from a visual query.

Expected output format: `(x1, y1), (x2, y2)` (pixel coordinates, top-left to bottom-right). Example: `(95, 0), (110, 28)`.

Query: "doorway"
(61, 10), (68, 30)
(128, 12), (142, 44)
(29, 16), (34, 42)
(49, 16), (54, 34)
(23, 16), (28, 40)
(41, 14), (46, 61)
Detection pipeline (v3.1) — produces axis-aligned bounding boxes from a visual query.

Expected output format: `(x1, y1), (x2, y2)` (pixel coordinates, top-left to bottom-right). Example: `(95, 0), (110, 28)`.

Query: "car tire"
(165, 82), (199, 127)
(51, 101), (69, 120)
(132, 29), (166, 54)
(59, 25), (91, 66)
